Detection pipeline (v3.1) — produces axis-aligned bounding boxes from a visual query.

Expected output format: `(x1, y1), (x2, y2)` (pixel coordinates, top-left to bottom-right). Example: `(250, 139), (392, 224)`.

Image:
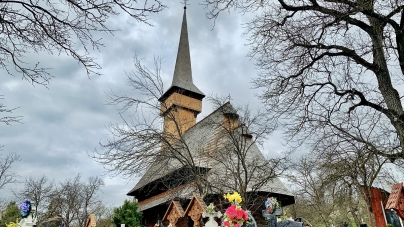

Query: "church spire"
(159, 6), (205, 140)
(159, 7), (205, 102)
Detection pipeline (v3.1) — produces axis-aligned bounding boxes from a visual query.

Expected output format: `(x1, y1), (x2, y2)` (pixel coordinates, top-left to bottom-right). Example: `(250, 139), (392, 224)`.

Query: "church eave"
(127, 165), (211, 198)
(160, 104), (202, 117)
(158, 86), (205, 102)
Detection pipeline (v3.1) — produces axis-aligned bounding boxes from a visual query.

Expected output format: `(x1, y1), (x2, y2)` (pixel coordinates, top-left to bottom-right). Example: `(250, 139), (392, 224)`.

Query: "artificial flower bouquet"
(19, 199), (31, 218)
(221, 192), (249, 227)
(264, 197), (280, 214)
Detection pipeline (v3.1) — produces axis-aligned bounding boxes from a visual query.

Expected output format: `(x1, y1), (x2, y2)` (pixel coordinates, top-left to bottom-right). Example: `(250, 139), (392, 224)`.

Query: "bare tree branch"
(0, 0), (166, 85)
(0, 95), (22, 125)
(0, 149), (20, 190)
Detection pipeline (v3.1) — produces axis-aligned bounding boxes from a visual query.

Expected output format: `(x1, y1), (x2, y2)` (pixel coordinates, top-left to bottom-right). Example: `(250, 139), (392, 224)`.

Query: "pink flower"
(226, 205), (237, 219)
(236, 209), (244, 220)
(267, 207), (273, 213)
(222, 203), (249, 227)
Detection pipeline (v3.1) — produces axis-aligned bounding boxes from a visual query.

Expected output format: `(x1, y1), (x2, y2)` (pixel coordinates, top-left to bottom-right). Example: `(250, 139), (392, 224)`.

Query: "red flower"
(243, 211), (249, 221)
(236, 209), (244, 220)
(223, 221), (230, 227)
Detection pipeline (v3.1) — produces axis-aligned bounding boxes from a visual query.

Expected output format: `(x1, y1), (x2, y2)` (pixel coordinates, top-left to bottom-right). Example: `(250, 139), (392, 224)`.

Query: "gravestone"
(386, 211), (402, 227)
(18, 199), (37, 227)
(262, 210), (279, 227)
(262, 209), (303, 227)
(184, 194), (207, 227)
(18, 205), (37, 227)
(162, 198), (187, 227)
(268, 214), (277, 227)
(277, 220), (303, 227)
(202, 210), (222, 227)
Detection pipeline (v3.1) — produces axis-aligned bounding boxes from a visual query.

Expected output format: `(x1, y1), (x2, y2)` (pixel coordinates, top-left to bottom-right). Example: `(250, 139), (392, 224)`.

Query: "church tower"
(159, 7), (205, 140)
(127, 7), (295, 227)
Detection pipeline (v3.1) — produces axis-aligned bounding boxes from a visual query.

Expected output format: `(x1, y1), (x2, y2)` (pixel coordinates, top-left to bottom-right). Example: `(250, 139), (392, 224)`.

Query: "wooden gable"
(162, 198), (187, 227)
(184, 193), (207, 227)
(386, 183), (404, 219)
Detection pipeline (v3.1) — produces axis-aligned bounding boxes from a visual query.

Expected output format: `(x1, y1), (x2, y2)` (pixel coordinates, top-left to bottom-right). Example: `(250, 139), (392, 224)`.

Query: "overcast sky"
(0, 2), (287, 207)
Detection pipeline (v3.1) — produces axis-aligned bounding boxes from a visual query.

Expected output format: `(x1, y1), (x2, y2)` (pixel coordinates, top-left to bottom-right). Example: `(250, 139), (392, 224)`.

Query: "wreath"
(264, 197), (280, 214)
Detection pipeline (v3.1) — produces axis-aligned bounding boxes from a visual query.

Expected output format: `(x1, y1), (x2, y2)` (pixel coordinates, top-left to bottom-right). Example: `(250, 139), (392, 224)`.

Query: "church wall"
(142, 204), (169, 227)
(222, 117), (239, 131)
(163, 107), (197, 140)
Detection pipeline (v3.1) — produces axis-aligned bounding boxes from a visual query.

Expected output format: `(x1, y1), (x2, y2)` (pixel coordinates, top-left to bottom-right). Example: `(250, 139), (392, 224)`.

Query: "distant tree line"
(0, 174), (143, 227)
(0, 175), (112, 227)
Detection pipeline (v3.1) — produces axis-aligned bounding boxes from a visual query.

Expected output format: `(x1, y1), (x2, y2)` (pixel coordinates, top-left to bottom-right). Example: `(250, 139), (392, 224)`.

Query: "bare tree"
(284, 131), (393, 226)
(285, 157), (336, 227)
(94, 205), (114, 227)
(0, 149), (19, 190)
(285, 154), (372, 227)
(44, 174), (104, 227)
(320, 146), (390, 226)
(202, 0), (404, 164)
(202, 0), (404, 221)
(13, 176), (55, 224)
(92, 56), (215, 195)
(77, 176), (105, 227)
(0, 95), (21, 201)
(0, 0), (166, 85)
(91, 56), (287, 208)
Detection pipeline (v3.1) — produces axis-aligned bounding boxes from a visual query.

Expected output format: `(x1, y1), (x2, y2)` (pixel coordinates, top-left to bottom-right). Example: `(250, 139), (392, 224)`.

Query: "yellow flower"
(6, 222), (17, 227)
(233, 192), (242, 204)
(224, 193), (230, 202)
(224, 192), (242, 204)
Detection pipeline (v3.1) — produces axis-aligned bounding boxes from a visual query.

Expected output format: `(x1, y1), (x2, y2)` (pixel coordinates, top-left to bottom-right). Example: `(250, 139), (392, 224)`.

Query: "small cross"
(181, 0), (190, 9)
(227, 94), (233, 103)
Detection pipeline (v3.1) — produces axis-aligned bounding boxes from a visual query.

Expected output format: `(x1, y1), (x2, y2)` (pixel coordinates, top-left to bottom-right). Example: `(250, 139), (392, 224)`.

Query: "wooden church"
(126, 6), (295, 227)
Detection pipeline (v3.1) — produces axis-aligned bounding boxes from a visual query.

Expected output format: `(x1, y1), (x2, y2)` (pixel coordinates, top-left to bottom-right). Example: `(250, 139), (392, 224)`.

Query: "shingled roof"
(127, 102), (294, 204)
(127, 103), (230, 196)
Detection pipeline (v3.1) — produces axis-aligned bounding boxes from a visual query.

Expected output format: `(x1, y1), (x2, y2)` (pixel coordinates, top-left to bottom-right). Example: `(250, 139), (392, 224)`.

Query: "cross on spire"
(227, 94), (233, 103)
(181, 0), (189, 9)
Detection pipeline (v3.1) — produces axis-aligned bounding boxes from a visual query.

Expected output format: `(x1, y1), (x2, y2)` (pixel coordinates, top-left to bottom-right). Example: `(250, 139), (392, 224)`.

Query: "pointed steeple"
(159, 7), (205, 102)
(159, 6), (205, 140)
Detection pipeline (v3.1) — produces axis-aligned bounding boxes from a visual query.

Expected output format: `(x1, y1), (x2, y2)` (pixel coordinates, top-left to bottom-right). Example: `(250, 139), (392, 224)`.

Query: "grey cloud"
(0, 3), (284, 206)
